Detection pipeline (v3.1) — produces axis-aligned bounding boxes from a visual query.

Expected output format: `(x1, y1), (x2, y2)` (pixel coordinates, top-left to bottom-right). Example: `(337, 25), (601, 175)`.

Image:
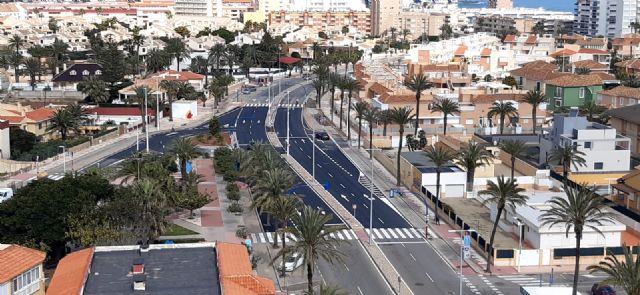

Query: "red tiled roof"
(545, 74), (603, 87)
(599, 86), (640, 100)
(577, 48), (610, 55)
(454, 46), (467, 56)
(480, 48), (492, 56)
(0, 245), (46, 284)
(525, 35), (537, 44)
(509, 60), (564, 81)
(46, 248), (94, 295)
(571, 59), (609, 69)
(550, 49), (576, 57)
(590, 72), (616, 80)
(86, 107), (157, 117)
(471, 93), (526, 104)
(218, 243), (275, 295)
(0, 116), (23, 124)
(26, 108), (55, 122)
(503, 34), (516, 43)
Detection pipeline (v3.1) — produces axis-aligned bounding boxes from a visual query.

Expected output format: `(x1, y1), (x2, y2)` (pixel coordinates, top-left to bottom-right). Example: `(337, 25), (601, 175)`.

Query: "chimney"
(132, 258), (144, 275)
(132, 274), (146, 291)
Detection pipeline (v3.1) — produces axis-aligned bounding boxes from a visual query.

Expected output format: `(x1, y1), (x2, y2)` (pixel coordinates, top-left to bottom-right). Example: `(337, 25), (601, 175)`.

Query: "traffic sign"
(463, 246), (470, 259)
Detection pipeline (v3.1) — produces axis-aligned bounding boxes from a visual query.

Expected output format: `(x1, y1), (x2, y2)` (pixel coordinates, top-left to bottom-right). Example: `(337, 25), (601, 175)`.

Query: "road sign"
(463, 246), (471, 259)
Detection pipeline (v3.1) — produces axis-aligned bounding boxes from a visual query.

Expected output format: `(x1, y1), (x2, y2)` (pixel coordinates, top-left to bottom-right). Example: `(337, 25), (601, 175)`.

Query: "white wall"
(172, 101), (198, 120)
(0, 127), (9, 160)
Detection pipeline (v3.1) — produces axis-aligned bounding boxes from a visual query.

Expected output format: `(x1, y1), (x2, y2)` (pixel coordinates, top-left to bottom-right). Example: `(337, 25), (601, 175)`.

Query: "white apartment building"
(574, 0), (638, 38)
(174, 0), (223, 17)
(292, 0), (367, 11)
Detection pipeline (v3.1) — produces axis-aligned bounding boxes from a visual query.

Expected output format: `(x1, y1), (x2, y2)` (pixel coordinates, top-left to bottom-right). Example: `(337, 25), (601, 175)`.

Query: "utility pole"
(144, 87), (149, 153)
(286, 91), (290, 156)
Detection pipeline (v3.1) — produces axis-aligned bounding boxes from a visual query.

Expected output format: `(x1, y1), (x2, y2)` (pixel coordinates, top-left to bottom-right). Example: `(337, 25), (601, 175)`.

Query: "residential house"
(46, 243), (275, 295)
(0, 244), (46, 295)
(611, 169), (640, 217)
(186, 35), (225, 53)
(611, 34), (640, 58)
(400, 151), (467, 197)
(544, 74), (603, 110)
(84, 106), (160, 126)
(570, 59), (609, 74)
(607, 104), (640, 155)
(51, 63), (103, 90)
(0, 120), (9, 159)
(615, 59), (640, 76)
(509, 60), (564, 93)
(0, 103), (56, 139)
(598, 86), (640, 108)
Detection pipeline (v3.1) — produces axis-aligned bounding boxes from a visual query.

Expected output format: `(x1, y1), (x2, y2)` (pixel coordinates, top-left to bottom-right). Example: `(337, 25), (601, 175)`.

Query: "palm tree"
(479, 176), (528, 273)
(488, 101), (518, 134)
(587, 245), (640, 295)
(165, 37), (189, 72)
(549, 144), (587, 181)
(168, 137), (201, 179)
(500, 140), (527, 179)
(389, 107), (415, 186)
(8, 34), (24, 83)
(405, 73), (432, 135)
(540, 185), (615, 295)
(208, 43), (227, 74)
(344, 78), (363, 140)
(353, 101), (369, 149)
(190, 56), (209, 84)
(24, 57), (41, 90)
(363, 107), (379, 158)
(378, 109), (392, 136)
(575, 67), (592, 75)
(424, 145), (456, 225)
(273, 206), (344, 295)
(160, 80), (180, 120)
(312, 79), (324, 108)
(146, 49), (171, 73)
(265, 195), (301, 249)
(129, 179), (169, 245)
(47, 105), (85, 140)
(313, 285), (349, 295)
(79, 76), (109, 103)
(328, 73), (340, 120)
(580, 101), (607, 122)
(254, 167), (295, 246)
(431, 97), (460, 135)
(456, 141), (493, 192)
(337, 77), (349, 130)
(523, 90), (546, 134)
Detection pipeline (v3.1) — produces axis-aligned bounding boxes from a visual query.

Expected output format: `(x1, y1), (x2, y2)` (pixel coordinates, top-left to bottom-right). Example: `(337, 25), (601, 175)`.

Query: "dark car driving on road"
(592, 284), (616, 295)
(315, 132), (330, 140)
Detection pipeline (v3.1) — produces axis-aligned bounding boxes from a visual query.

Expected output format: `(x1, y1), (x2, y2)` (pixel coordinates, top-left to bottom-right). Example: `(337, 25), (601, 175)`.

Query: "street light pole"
(286, 91), (290, 156)
(517, 219), (523, 273)
(369, 148), (374, 245)
(144, 87), (149, 153)
(312, 126), (315, 178)
(449, 229), (476, 295)
(59, 146), (66, 174)
(156, 93), (160, 131)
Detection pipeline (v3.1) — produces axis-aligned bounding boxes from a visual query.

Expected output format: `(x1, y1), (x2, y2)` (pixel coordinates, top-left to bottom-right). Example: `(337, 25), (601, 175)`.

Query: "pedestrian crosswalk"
(358, 174), (385, 198)
(245, 103), (270, 107)
(27, 173), (65, 182)
(251, 227), (427, 244)
(278, 103), (303, 108)
(497, 275), (546, 287)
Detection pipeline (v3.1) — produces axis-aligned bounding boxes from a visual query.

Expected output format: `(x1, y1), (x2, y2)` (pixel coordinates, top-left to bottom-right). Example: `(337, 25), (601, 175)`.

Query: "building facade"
(544, 74), (604, 110)
(370, 0), (401, 36)
(174, 0), (222, 17)
(0, 244), (46, 295)
(574, 0), (638, 38)
(267, 10), (371, 34)
(607, 104), (640, 155)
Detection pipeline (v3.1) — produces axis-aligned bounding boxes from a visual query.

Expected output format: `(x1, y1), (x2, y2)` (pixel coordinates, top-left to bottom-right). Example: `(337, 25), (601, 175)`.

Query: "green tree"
(272, 206), (344, 295)
(363, 107), (379, 158)
(174, 26), (191, 38)
(456, 141), (493, 192)
(587, 245), (640, 295)
(540, 185), (615, 295)
(549, 144), (587, 181)
(160, 80), (180, 120)
(341, 25), (349, 35)
(79, 76), (109, 103)
(8, 34), (24, 83)
(165, 37), (189, 72)
(145, 49), (171, 73)
(354, 101), (369, 149)
(500, 140), (527, 179)
(209, 116), (221, 138)
(168, 137), (201, 179)
(575, 67), (592, 75)
(580, 101), (608, 123)
(523, 90), (546, 134)
(488, 101), (518, 134)
(312, 79), (324, 108)
(208, 43), (227, 73)
(254, 167), (295, 247)
(424, 145), (456, 224)
(405, 73), (432, 136)
(95, 42), (126, 85)
(9, 128), (36, 158)
(24, 57), (41, 90)
(48, 18), (59, 34)
(175, 187), (209, 218)
(47, 105), (86, 140)
(502, 76), (518, 88)
(389, 107), (415, 186)
(479, 176), (528, 273)
(531, 21), (545, 35)
(128, 179), (170, 245)
(343, 78), (363, 140)
(378, 109), (392, 136)
(431, 97), (460, 135)
(265, 195), (301, 249)
(439, 23), (453, 40)
(318, 31), (328, 39)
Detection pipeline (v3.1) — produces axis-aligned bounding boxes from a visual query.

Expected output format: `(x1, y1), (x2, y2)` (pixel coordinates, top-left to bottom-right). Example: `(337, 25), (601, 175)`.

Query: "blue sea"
(458, 0), (573, 12)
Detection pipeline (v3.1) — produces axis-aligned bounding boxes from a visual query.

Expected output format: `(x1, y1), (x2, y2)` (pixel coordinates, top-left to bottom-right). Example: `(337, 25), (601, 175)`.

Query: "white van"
(0, 188), (13, 203)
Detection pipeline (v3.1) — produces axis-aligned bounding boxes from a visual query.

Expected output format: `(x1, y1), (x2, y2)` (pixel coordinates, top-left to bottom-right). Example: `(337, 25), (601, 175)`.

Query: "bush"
(222, 170), (238, 182)
(226, 182), (239, 193)
(236, 226), (248, 239)
(227, 202), (243, 213)
(227, 189), (241, 202)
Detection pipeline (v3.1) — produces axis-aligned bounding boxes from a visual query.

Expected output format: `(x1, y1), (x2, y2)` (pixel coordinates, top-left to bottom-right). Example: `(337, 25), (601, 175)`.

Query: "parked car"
(279, 252), (304, 272)
(302, 73), (311, 80)
(241, 88), (251, 94)
(0, 188), (13, 203)
(315, 132), (330, 140)
(591, 284), (616, 295)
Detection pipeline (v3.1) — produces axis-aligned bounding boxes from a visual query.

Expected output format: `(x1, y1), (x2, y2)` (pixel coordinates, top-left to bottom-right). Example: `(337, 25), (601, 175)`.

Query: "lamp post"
(42, 85), (51, 107)
(312, 126), (315, 178)
(365, 148), (380, 245)
(59, 146), (66, 174)
(449, 229), (476, 295)
(286, 91), (291, 156)
(352, 204), (357, 216)
(144, 87), (149, 153)
(516, 218), (523, 273)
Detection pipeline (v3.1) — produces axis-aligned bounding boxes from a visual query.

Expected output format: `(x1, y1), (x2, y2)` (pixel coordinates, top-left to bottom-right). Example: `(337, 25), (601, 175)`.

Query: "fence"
(11, 90), (84, 100)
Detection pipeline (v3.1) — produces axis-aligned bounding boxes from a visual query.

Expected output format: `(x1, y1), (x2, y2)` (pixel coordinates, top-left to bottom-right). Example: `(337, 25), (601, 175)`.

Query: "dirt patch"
(191, 132), (231, 146)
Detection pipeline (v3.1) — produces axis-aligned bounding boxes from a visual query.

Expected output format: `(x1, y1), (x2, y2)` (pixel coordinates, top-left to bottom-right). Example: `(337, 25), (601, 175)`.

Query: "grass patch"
(163, 223), (198, 236)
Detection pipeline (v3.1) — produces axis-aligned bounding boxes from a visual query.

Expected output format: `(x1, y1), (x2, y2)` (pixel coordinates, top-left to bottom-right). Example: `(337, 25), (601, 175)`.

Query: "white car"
(279, 252), (304, 272)
(0, 188), (13, 203)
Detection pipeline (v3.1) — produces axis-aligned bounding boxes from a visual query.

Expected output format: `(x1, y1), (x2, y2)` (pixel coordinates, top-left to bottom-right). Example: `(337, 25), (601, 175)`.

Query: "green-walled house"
(544, 74), (603, 110)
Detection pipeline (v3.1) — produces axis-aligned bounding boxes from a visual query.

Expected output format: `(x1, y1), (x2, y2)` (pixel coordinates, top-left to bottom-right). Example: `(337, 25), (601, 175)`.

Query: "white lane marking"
(340, 194), (349, 201)
(266, 233), (274, 243)
(379, 228), (391, 239)
(342, 229), (353, 240)
(357, 286), (364, 295)
(388, 228), (399, 239)
(402, 228), (414, 238)
(425, 272), (435, 282)
(409, 253), (417, 262)
(259, 233), (266, 243)
(377, 217), (385, 225)
(395, 228), (406, 239)
(336, 231), (344, 239)
(343, 263), (350, 271)
(372, 228), (383, 239)
(409, 227), (421, 238)
(317, 164), (323, 168)
(339, 183), (346, 188)
(362, 203), (368, 209)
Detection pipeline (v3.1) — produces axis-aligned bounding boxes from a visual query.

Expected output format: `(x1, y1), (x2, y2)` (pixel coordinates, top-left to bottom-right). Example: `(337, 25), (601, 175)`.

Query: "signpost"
(463, 232), (471, 259)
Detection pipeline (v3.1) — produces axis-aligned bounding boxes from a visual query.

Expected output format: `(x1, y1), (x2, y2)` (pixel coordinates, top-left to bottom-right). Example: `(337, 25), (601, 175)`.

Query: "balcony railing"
(14, 282), (40, 295)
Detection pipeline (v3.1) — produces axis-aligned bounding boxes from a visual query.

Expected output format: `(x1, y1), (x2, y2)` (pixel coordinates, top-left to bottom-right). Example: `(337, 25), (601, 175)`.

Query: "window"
(536, 81), (541, 91)
(82, 70), (89, 76)
(594, 162), (604, 170)
(584, 141), (592, 148)
(555, 98), (562, 107)
(579, 87), (585, 98)
(12, 266), (40, 294)
(555, 87), (563, 97)
(620, 97), (625, 105)
(95, 70), (102, 75)
(69, 70), (76, 76)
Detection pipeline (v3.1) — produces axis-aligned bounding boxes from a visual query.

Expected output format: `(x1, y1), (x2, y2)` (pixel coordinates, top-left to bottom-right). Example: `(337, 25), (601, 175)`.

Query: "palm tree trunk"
(572, 233), (582, 295)
(415, 95), (420, 136)
(532, 107), (537, 134)
(339, 91), (345, 129)
(443, 114), (448, 135)
(511, 157), (516, 179)
(486, 207), (503, 273)
(14, 66), (19, 83)
(272, 220), (279, 247)
(500, 114), (506, 134)
(466, 168), (475, 192)
(330, 90), (335, 120)
(347, 94), (352, 140)
(357, 118), (362, 149)
(435, 171), (441, 224)
(307, 262), (314, 295)
(563, 162), (569, 183)
(180, 159), (187, 179)
(383, 123), (388, 136)
(396, 132), (404, 186)
(176, 56), (180, 72)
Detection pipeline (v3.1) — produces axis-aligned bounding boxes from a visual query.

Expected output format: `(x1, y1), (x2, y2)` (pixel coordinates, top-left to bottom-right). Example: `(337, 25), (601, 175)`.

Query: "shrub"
(227, 202), (243, 213)
(226, 182), (239, 193)
(227, 189), (241, 202)
(235, 226), (248, 239)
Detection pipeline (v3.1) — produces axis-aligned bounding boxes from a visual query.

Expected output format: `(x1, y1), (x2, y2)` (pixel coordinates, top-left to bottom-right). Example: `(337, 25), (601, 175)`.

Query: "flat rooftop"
(402, 151), (463, 172)
(84, 247), (221, 295)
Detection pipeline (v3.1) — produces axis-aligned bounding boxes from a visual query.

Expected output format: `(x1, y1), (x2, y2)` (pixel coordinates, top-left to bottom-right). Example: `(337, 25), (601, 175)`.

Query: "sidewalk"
(311, 96), (521, 276)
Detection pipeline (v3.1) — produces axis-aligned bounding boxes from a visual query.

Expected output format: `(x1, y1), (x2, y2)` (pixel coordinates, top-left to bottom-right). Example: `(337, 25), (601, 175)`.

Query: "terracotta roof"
(454, 45), (467, 56)
(46, 248), (94, 295)
(0, 245), (46, 284)
(0, 115), (23, 124)
(509, 60), (563, 81)
(471, 93), (526, 104)
(612, 35), (640, 46)
(85, 107), (157, 117)
(577, 48), (610, 55)
(599, 86), (640, 100)
(26, 108), (55, 121)
(503, 34), (516, 43)
(420, 64), (461, 72)
(550, 49), (576, 57)
(571, 59), (609, 69)
(545, 74), (603, 87)
(524, 35), (537, 44)
(218, 243), (275, 295)
(607, 104), (640, 125)
(574, 37), (607, 46)
(615, 59), (640, 70)
(590, 72), (616, 80)
(0, 3), (18, 12)
(480, 48), (492, 56)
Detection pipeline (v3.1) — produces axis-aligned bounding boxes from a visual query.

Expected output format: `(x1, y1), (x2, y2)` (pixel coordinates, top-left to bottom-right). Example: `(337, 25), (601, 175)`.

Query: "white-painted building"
(172, 100), (198, 120)
(574, 0), (639, 38)
(402, 151), (467, 198)
(0, 120), (9, 160)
